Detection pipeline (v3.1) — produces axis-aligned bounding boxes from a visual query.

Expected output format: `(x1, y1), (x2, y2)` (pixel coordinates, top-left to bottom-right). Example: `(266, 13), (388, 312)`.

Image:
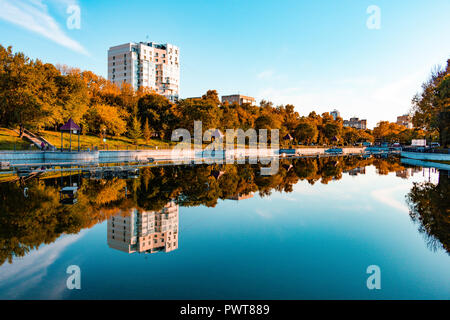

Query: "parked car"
(430, 142), (440, 148)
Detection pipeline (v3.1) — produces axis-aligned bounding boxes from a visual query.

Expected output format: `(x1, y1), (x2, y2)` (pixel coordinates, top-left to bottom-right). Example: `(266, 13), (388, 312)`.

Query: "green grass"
(1, 128), (366, 151)
(40, 130), (177, 150)
(0, 128), (34, 150)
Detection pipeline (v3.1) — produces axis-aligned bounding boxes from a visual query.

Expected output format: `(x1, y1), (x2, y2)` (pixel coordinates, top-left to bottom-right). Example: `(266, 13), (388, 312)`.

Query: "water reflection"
(0, 155), (448, 268)
(107, 202), (179, 254)
(407, 169), (450, 253)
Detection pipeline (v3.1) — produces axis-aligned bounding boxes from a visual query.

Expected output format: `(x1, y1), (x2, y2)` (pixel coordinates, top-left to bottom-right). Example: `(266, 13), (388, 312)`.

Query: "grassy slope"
(40, 130), (176, 150)
(0, 128), (33, 150)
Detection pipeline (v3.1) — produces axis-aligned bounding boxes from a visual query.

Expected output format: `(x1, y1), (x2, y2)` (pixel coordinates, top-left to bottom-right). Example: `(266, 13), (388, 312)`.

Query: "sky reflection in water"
(0, 157), (448, 299)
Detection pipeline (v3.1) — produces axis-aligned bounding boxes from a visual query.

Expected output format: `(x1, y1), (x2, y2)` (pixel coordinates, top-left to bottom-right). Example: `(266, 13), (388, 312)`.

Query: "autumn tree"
(84, 104), (128, 137)
(412, 59), (450, 146)
(129, 115), (142, 143)
(143, 117), (151, 142)
(294, 122), (318, 145)
(138, 93), (177, 139)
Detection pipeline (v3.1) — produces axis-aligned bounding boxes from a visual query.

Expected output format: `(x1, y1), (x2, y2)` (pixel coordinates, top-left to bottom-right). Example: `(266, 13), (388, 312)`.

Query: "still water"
(0, 156), (449, 299)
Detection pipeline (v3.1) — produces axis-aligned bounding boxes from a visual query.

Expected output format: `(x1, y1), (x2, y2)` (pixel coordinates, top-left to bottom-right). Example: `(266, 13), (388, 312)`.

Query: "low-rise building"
(396, 114), (413, 129)
(343, 117), (367, 130)
(222, 94), (256, 106)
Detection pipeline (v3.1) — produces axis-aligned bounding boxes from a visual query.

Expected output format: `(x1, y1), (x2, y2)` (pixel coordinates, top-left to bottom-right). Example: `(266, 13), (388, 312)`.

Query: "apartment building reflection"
(107, 201), (179, 254)
(396, 167), (422, 179)
(345, 167), (366, 176)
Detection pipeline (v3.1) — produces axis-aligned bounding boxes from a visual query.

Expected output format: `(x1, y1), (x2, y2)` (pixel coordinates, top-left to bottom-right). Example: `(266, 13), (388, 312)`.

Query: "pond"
(0, 156), (449, 299)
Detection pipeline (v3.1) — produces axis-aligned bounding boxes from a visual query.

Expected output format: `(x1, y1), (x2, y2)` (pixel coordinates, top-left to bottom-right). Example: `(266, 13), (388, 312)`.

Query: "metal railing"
(402, 147), (449, 154)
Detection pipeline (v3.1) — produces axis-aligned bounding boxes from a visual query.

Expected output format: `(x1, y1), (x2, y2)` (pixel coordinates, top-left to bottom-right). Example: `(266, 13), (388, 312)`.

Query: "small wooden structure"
(60, 118), (81, 152)
(59, 186), (78, 205)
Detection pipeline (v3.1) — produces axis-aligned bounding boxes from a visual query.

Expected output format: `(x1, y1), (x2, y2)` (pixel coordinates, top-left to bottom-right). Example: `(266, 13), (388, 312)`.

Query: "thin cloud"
(0, 232), (85, 299)
(370, 185), (410, 214)
(257, 69), (275, 80)
(0, 0), (88, 55)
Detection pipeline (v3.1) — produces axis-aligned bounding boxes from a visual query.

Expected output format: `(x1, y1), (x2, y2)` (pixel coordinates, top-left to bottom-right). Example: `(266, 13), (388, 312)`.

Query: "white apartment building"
(108, 41), (180, 102)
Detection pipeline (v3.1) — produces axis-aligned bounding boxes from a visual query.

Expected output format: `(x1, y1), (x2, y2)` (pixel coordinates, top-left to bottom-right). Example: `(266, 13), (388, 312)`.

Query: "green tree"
(294, 122), (318, 145)
(412, 59), (450, 145)
(138, 94), (177, 139)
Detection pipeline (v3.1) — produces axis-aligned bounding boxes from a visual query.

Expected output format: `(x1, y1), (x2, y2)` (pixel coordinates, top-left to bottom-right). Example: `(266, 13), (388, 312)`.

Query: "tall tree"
(412, 59), (450, 145)
(129, 115), (142, 143)
(143, 117), (151, 142)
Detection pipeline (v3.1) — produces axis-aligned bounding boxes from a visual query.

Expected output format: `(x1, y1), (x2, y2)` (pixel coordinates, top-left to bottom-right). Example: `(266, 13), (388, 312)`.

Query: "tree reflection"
(1, 156), (439, 265)
(406, 170), (450, 253)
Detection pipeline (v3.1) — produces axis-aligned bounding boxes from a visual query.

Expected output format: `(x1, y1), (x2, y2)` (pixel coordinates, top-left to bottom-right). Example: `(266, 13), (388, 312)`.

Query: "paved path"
(14, 129), (55, 149)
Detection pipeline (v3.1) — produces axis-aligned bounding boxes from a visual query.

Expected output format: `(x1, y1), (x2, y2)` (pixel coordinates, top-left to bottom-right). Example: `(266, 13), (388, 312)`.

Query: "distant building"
(330, 109), (340, 121)
(396, 114), (413, 129)
(228, 192), (254, 201)
(343, 117), (367, 130)
(346, 167), (366, 176)
(107, 202), (179, 254)
(222, 94), (256, 106)
(108, 41), (180, 102)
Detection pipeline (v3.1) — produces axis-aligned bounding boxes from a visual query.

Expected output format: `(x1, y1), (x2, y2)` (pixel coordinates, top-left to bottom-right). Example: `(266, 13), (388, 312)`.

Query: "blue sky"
(0, 0), (449, 128)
